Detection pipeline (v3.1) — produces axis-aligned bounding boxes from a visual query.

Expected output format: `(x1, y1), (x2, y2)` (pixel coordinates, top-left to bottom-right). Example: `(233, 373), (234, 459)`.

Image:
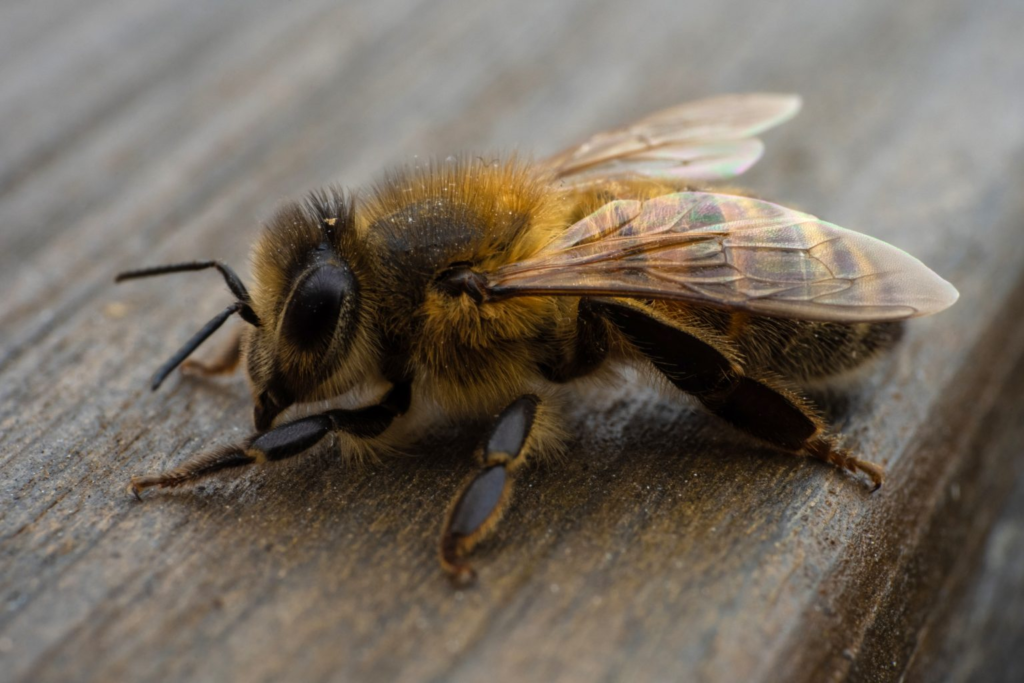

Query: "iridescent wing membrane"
(486, 193), (958, 322)
(543, 93), (802, 186)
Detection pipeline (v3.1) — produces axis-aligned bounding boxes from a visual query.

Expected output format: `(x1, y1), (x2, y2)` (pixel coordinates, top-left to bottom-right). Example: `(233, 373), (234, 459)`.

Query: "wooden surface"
(2, 1), (1024, 681)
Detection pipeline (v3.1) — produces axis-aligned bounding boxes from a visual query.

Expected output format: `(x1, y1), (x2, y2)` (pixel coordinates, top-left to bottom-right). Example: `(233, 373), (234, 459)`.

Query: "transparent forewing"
(487, 193), (959, 322)
(552, 139), (767, 186)
(543, 94), (802, 185)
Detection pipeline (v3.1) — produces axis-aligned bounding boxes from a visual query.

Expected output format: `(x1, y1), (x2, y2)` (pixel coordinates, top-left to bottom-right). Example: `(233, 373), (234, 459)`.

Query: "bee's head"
(115, 188), (375, 432)
(245, 189), (377, 429)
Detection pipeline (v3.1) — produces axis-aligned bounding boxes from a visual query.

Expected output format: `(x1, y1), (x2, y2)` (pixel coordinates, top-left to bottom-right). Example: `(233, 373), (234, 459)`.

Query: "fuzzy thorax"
(415, 288), (570, 412)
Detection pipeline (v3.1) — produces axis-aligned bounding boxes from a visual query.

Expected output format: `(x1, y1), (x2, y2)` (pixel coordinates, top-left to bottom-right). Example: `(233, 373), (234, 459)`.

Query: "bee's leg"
(440, 394), (555, 585)
(540, 298), (610, 383)
(179, 325), (243, 377)
(128, 382), (411, 498)
(591, 299), (885, 490)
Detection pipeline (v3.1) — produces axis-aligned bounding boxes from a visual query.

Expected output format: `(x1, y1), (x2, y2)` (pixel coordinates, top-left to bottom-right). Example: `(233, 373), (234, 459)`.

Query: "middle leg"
(439, 394), (563, 584)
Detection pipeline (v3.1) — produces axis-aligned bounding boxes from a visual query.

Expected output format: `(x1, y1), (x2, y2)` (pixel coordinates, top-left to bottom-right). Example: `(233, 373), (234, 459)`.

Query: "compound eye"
(281, 263), (356, 350)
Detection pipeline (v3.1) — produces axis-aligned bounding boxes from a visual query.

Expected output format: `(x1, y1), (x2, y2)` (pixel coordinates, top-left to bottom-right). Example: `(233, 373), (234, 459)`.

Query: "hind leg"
(591, 299), (885, 490)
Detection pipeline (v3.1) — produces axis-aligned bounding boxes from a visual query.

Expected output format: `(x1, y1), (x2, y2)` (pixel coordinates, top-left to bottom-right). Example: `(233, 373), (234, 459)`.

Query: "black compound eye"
(281, 264), (356, 350)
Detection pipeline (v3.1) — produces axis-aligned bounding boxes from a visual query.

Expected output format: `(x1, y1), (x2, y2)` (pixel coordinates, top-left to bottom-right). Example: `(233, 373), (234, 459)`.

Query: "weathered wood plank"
(2, 0), (1023, 681)
(907, 456), (1024, 683)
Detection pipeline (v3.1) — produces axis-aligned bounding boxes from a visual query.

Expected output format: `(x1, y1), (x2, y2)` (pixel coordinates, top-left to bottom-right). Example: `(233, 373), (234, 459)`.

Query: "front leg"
(179, 325), (243, 378)
(440, 395), (556, 585)
(129, 381), (411, 498)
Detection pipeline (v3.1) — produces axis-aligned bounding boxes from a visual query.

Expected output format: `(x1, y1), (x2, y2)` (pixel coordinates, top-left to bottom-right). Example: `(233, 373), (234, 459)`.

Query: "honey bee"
(116, 94), (958, 583)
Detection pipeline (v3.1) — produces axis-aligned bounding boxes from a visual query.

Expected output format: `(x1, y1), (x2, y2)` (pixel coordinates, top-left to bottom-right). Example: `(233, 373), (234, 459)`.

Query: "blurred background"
(2, 1), (1023, 682)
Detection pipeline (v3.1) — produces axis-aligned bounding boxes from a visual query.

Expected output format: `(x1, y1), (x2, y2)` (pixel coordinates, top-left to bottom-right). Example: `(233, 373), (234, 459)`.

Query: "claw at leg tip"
(441, 535), (478, 586)
(448, 563), (478, 587)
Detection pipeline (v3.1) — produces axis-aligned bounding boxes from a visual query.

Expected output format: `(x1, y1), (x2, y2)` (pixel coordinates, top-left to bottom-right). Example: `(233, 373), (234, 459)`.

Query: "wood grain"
(2, 0), (1023, 681)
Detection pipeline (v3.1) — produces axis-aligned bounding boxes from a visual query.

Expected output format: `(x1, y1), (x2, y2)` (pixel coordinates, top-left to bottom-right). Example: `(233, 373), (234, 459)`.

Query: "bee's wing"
(542, 94), (801, 186)
(486, 193), (959, 322)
